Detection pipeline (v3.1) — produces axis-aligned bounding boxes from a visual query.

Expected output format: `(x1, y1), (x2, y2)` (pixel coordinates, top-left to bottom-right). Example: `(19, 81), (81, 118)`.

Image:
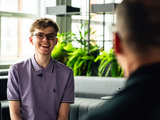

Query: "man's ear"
(55, 38), (58, 45)
(29, 36), (33, 44)
(113, 32), (121, 54)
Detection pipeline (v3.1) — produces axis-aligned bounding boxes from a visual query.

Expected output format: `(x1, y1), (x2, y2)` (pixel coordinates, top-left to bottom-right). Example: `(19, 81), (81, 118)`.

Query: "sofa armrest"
(100, 96), (113, 100)
(0, 69), (9, 76)
(0, 100), (10, 120)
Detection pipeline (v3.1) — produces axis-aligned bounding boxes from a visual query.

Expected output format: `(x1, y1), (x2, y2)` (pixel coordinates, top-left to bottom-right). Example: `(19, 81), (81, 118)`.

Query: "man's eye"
(48, 35), (54, 38)
(47, 35), (55, 39)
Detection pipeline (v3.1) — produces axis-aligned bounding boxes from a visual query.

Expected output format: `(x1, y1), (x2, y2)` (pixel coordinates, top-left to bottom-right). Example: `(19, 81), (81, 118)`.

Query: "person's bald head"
(115, 0), (160, 56)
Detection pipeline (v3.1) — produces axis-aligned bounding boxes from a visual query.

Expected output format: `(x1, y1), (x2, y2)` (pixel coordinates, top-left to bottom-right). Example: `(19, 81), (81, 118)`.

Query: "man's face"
(30, 26), (57, 56)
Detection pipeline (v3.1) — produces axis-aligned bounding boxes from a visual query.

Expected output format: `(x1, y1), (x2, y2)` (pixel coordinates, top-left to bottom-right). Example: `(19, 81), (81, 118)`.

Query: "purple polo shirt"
(7, 56), (74, 120)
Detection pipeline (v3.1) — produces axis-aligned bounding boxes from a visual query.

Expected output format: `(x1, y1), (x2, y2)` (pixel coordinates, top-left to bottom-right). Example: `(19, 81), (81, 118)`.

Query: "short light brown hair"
(30, 18), (59, 35)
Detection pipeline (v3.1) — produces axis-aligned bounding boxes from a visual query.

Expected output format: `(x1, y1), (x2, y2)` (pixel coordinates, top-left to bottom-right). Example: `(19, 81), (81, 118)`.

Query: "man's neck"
(34, 53), (51, 68)
(125, 53), (160, 78)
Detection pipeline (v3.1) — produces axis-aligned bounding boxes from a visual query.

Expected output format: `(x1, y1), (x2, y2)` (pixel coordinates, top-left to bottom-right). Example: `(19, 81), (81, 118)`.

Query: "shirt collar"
(31, 55), (55, 73)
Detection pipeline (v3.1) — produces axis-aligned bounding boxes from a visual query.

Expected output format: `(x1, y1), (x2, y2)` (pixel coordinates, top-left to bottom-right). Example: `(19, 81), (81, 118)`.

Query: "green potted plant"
(94, 49), (123, 77)
(65, 21), (100, 76)
(51, 31), (76, 64)
(51, 20), (123, 77)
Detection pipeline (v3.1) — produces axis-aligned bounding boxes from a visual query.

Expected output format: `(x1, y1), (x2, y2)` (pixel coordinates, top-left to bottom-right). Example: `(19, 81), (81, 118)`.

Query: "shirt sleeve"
(7, 65), (21, 101)
(61, 69), (74, 103)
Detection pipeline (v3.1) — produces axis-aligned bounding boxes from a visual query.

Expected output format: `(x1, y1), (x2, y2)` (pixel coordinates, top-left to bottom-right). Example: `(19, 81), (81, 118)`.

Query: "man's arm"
(9, 101), (22, 120)
(57, 103), (70, 120)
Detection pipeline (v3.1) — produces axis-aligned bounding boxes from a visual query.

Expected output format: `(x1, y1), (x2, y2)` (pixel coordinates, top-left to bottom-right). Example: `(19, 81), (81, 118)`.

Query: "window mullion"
(0, 11), (39, 19)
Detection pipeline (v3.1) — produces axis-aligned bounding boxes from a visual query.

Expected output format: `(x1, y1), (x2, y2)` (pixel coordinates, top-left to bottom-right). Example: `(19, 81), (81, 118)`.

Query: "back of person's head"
(30, 18), (59, 36)
(116, 0), (160, 56)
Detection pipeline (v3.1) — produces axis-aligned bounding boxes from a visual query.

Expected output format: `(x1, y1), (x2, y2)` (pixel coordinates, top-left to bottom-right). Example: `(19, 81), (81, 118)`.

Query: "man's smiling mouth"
(41, 44), (50, 48)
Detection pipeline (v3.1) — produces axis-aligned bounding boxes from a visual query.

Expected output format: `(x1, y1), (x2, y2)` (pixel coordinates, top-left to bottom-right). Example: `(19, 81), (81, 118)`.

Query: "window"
(71, 0), (122, 51)
(0, 0), (40, 62)
(0, 0), (38, 13)
(1, 17), (35, 59)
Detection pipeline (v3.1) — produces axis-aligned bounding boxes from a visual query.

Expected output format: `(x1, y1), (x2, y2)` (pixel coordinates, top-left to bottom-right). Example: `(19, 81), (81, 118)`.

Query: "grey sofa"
(69, 76), (126, 120)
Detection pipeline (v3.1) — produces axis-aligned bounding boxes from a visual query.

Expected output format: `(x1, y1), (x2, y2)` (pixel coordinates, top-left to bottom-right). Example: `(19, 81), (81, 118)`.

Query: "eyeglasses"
(32, 32), (57, 40)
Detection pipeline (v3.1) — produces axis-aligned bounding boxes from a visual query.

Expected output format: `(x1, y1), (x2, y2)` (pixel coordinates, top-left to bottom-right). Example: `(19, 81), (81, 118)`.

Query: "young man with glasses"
(80, 0), (160, 120)
(7, 18), (74, 120)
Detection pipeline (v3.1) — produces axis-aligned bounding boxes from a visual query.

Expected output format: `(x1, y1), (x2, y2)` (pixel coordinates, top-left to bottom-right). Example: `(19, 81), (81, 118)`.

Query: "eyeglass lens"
(33, 33), (56, 40)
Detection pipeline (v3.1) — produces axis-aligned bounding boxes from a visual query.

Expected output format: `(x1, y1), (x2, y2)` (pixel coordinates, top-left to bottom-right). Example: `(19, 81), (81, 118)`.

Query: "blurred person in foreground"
(7, 18), (74, 120)
(80, 0), (160, 120)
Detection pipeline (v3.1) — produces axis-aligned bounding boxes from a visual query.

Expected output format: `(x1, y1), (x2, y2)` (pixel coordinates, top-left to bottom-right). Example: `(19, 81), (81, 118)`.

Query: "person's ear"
(29, 36), (33, 44)
(113, 32), (121, 54)
(55, 38), (58, 45)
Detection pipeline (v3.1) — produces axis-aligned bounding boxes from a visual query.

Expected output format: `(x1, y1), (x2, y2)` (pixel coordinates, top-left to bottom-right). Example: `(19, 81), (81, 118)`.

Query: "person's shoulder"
(10, 58), (31, 71)
(54, 59), (72, 72)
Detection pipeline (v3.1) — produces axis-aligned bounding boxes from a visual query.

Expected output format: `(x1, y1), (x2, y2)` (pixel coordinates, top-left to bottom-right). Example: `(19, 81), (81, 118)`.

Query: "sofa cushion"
(69, 97), (109, 120)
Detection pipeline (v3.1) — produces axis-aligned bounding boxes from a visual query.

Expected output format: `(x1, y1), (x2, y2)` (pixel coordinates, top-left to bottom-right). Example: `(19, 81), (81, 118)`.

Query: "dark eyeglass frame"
(32, 32), (57, 40)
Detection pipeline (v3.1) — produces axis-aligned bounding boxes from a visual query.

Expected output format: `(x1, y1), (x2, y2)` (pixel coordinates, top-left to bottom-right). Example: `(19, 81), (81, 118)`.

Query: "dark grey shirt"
(80, 63), (160, 120)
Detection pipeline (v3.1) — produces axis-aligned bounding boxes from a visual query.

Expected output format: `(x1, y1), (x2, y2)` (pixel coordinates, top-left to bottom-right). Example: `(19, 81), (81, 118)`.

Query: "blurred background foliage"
(51, 22), (123, 77)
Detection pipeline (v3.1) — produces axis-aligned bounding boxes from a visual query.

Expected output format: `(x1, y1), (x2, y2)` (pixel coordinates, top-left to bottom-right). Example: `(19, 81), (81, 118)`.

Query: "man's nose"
(42, 35), (49, 41)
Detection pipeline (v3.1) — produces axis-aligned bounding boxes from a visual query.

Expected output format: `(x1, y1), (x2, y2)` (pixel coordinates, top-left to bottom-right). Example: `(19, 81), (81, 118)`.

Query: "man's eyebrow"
(36, 32), (44, 34)
(47, 33), (57, 36)
(35, 32), (56, 36)
(48, 33), (55, 34)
